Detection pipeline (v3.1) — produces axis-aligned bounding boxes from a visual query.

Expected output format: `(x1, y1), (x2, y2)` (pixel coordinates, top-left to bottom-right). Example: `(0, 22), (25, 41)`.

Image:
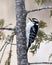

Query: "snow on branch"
(27, 6), (52, 13)
(0, 27), (15, 31)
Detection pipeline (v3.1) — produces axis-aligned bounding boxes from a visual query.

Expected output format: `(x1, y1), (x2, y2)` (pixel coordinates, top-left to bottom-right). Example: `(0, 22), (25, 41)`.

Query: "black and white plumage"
(26, 18), (39, 52)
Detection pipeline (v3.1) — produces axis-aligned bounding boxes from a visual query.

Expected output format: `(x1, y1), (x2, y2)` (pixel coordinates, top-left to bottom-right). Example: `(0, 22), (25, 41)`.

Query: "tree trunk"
(15, 0), (28, 65)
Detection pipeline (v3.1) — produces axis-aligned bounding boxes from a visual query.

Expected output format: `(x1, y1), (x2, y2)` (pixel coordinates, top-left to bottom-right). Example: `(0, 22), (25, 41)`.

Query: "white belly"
(26, 21), (34, 47)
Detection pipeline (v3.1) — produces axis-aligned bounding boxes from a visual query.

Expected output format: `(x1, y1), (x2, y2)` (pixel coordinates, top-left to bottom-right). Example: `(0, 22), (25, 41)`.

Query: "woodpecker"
(26, 18), (39, 52)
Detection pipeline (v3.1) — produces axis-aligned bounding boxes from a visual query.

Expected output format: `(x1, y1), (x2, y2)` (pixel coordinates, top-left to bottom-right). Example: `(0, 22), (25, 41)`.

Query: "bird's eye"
(34, 19), (38, 22)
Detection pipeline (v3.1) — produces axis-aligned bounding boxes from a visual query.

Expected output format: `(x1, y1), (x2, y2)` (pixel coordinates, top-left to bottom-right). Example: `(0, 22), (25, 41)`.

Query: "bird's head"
(29, 18), (39, 25)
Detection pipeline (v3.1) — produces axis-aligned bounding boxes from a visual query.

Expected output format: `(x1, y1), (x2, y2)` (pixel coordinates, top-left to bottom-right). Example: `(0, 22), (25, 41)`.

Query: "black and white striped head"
(29, 18), (39, 25)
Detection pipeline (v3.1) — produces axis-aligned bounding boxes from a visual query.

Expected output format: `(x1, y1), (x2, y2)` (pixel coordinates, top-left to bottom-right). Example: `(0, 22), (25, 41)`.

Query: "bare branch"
(0, 42), (7, 52)
(0, 31), (16, 52)
(0, 43), (8, 63)
(27, 6), (52, 13)
(0, 27), (15, 31)
(29, 62), (52, 64)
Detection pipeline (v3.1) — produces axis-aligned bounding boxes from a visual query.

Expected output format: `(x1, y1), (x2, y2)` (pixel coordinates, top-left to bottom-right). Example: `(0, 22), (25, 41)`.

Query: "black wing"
(28, 25), (38, 49)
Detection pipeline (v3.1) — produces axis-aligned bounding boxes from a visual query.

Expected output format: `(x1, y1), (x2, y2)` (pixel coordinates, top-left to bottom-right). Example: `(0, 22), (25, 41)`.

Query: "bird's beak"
(28, 18), (32, 21)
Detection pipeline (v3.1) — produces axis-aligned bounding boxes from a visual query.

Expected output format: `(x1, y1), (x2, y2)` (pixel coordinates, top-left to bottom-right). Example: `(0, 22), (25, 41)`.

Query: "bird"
(26, 18), (39, 52)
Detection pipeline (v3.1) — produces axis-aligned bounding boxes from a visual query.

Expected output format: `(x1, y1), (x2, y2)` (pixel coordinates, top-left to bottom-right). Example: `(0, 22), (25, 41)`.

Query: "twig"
(0, 32), (16, 52)
(0, 43), (8, 63)
(0, 35), (12, 52)
(0, 31), (16, 63)
(0, 27), (15, 31)
(29, 62), (52, 64)
(27, 6), (52, 13)
(0, 43), (7, 52)
(0, 42), (16, 52)
(5, 44), (12, 65)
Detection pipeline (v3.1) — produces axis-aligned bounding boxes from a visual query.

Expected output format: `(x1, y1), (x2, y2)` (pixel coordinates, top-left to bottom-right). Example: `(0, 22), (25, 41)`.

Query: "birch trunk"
(15, 0), (28, 65)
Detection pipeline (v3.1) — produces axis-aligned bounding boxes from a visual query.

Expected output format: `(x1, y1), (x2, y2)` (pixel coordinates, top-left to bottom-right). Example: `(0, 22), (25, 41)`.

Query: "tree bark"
(15, 0), (28, 65)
